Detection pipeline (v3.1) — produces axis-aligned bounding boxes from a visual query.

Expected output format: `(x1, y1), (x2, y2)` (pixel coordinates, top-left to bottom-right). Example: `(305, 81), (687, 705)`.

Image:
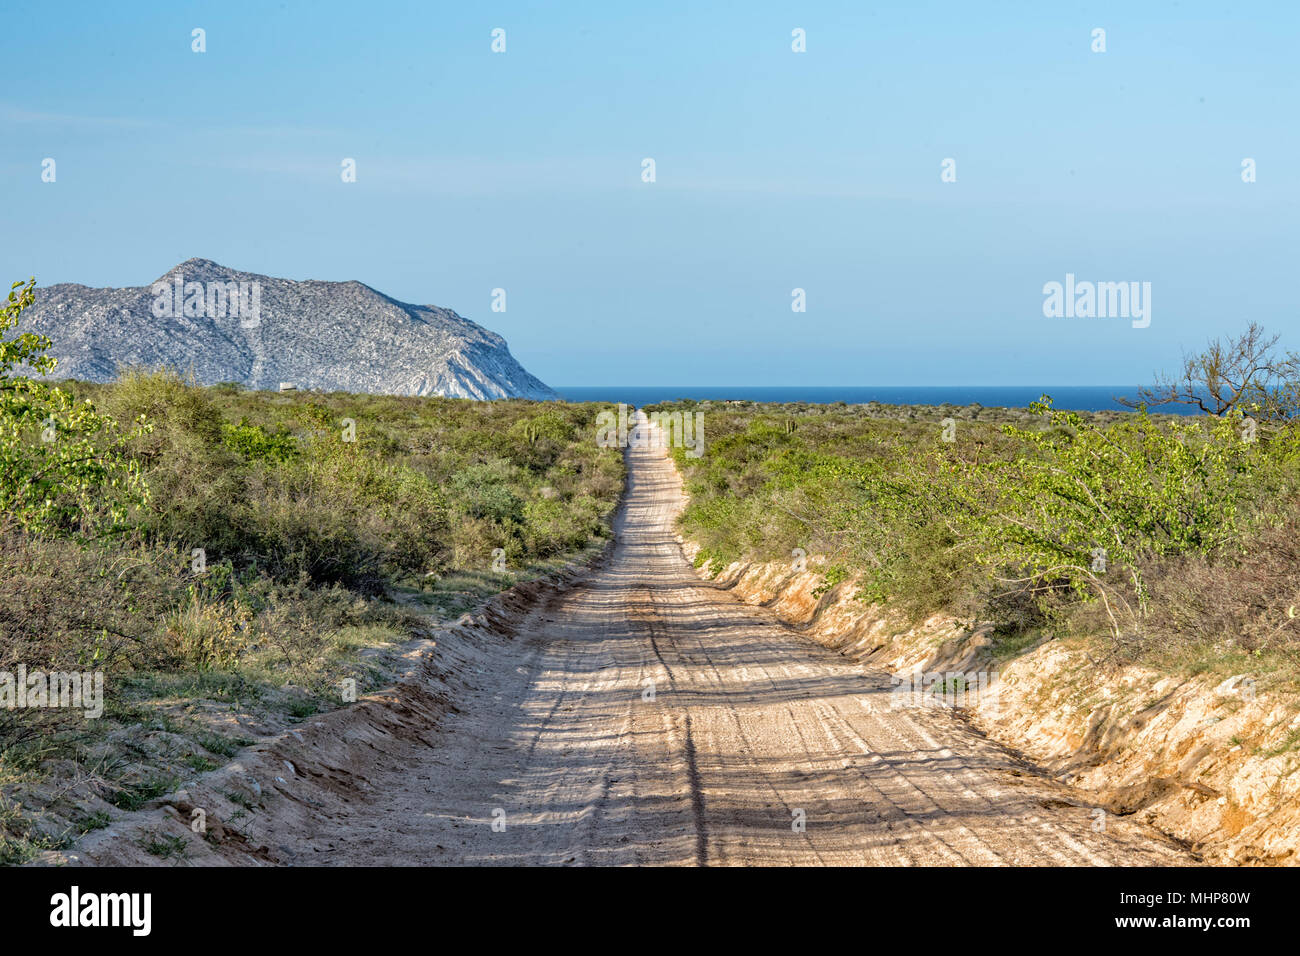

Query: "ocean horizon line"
(555, 384), (1138, 390)
(552, 384), (1195, 414)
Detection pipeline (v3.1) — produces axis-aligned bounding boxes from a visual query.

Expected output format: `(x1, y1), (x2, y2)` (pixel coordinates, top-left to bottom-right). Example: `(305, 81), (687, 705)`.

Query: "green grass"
(193, 732), (248, 759)
(139, 832), (188, 861)
(74, 810), (113, 832)
(182, 754), (219, 773)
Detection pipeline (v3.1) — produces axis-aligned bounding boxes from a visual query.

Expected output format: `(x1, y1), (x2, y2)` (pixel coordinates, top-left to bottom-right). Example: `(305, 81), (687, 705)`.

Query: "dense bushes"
(656, 397), (1300, 672)
(65, 369), (622, 592)
(2, 358), (622, 684)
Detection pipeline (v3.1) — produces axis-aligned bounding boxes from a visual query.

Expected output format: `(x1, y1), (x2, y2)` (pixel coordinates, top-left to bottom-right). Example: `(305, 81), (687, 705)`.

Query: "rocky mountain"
(21, 259), (559, 400)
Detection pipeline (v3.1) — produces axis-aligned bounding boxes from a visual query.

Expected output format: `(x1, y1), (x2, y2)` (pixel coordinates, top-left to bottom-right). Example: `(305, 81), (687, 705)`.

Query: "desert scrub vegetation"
(0, 277), (622, 863)
(652, 344), (1300, 689)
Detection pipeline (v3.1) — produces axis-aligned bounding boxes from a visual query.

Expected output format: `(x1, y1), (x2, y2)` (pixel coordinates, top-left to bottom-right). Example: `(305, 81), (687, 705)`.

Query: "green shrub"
(0, 280), (149, 536)
(657, 393), (1300, 662)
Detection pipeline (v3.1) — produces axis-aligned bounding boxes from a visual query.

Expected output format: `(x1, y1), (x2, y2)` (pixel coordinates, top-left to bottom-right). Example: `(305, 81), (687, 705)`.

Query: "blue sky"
(2, 1), (1297, 386)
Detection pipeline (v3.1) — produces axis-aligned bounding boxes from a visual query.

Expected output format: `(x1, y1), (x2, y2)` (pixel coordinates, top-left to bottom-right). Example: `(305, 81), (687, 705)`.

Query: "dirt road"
(275, 420), (1189, 867)
(63, 417), (1193, 867)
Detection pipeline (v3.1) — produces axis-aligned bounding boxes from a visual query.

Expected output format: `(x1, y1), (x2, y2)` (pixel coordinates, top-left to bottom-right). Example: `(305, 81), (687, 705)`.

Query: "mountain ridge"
(22, 259), (558, 400)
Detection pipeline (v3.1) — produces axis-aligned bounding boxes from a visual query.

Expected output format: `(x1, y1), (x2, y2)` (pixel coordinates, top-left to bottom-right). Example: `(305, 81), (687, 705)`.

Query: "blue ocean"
(554, 386), (1194, 414)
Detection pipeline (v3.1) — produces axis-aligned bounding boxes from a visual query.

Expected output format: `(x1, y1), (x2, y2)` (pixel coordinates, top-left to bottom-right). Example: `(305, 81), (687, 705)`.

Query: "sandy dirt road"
(61, 417), (1195, 868)
(273, 419), (1192, 867)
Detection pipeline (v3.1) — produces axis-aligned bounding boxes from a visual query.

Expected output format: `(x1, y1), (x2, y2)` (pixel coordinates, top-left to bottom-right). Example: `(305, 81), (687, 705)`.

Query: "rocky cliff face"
(22, 259), (558, 400)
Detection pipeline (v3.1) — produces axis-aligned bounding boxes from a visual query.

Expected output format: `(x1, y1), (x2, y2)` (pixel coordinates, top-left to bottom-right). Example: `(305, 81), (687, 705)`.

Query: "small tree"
(0, 278), (150, 536)
(1122, 323), (1300, 421)
(978, 399), (1258, 641)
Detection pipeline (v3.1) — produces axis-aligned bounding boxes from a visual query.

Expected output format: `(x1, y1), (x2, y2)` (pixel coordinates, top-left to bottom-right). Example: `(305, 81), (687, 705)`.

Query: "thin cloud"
(0, 104), (161, 129)
(0, 104), (334, 138)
